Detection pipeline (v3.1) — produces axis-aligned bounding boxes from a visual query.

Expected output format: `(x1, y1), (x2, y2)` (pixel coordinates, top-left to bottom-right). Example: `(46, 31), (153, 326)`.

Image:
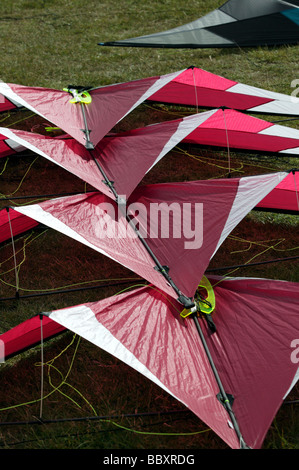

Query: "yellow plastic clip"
(180, 276), (216, 318)
(63, 88), (92, 105)
(196, 275), (216, 315)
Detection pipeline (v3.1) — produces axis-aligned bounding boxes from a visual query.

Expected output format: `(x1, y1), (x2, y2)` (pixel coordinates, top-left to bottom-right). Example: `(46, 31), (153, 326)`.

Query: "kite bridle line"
(66, 87), (250, 449)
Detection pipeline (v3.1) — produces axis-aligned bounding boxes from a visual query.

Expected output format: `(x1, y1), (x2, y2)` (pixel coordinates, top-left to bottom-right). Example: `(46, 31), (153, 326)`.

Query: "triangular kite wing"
(257, 171), (299, 213)
(0, 132), (25, 158)
(183, 108), (299, 154)
(100, 0), (299, 49)
(0, 207), (39, 244)
(4, 276), (297, 448)
(12, 172), (287, 300)
(0, 94), (22, 113)
(0, 314), (65, 360)
(0, 111), (219, 199)
(0, 70), (185, 148)
(149, 67), (299, 116)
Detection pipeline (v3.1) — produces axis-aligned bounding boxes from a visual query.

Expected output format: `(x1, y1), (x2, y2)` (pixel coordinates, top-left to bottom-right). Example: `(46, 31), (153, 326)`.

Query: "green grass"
(0, 0), (299, 451)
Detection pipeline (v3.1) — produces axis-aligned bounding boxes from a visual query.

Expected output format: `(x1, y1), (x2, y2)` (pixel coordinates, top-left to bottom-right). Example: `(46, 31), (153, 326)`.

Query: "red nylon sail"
(0, 70), (184, 148)
(184, 108), (299, 154)
(2, 108), (299, 201)
(0, 95), (21, 113)
(0, 132), (25, 158)
(0, 207), (39, 244)
(257, 171), (299, 213)
(149, 66), (299, 116)
(12, 172), (287, 300)
(3, 276), (295, 448)
(0, 111), (218, 199)
(0, 315), (65, 360)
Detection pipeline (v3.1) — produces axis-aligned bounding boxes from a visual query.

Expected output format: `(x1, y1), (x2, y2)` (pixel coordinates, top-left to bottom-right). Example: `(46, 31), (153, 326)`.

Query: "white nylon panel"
(49, 305), (181, 402)
(14, 204), (123, 267)
(0, 127), (67, 169)
(0, 83), (47, 118)
(120, 69), (186, 122)
(259, 123), (299, 138)
(213, 172), (289, 255)
(146, 109), (218, 172)
(283, 366), (299, 399)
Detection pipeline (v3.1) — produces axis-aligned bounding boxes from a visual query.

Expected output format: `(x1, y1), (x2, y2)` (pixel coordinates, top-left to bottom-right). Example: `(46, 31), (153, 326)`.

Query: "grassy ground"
(0, 0), (299, 451)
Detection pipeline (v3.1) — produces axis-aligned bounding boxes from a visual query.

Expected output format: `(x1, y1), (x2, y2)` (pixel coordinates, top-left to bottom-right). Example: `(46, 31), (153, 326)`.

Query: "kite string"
(175, 146), (244, 177)
(0, 112), (11, 123)
(5, 112), (36, 128)
(175, 144), (285, 174)
(191, 68), (199, 113)
(0, 334), (97, 417)
(0, 157), (9, 176)
(6, 208), (19, 297)
(292, 170), (299, 211)
(0, 227), (141, 293)
(222, 109), (231, 177)
(0, 156), (39, 198)
(39, 315), (44, 420)
(211, 237), (288, 288)
(0, 330), (211, 439)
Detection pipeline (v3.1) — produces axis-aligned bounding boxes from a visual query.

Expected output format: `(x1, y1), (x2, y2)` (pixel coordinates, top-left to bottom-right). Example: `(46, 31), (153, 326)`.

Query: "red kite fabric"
(0, 70), (185, 148)
(257, 171), (299, 213)
(12, 172), (287, 300)
(184, 108), (299, 155)
(1, 170), (296, 248)
(0, 111), (220, 199)
(149, 67), (299, 116)
(0, 133), (25, 158)
(3, 276), (298, 448)
(2, 108), (299, 200)
(46, 278), (299, 449)
(0, 314), (65, 360)
(0, 207), (39, 244)
(0, 95), (21, 113)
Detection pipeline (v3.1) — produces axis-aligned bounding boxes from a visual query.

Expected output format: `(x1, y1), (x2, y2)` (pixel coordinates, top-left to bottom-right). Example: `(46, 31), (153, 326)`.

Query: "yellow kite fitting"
(180, 304), (197, 319)
(180, 276), (216, 318)
(196, 275), (216, 315)
(63, 88), (92, 105)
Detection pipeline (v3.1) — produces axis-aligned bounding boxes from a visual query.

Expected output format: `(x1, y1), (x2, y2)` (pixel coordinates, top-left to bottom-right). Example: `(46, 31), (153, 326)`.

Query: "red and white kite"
(12, 172), (287, 300)
(0, 112), (219, 198)
(1, 66), (298, 450)
(0, 70), (184, 149)
(149, 66), (299, 116)
(1, 276), (298, 449)
(0, 207), (38, 244)
(0, 95), (22, 113)
(184, 108), (299, 155)
(1, 108), (299, 205)
(0, 132), (25, 158)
